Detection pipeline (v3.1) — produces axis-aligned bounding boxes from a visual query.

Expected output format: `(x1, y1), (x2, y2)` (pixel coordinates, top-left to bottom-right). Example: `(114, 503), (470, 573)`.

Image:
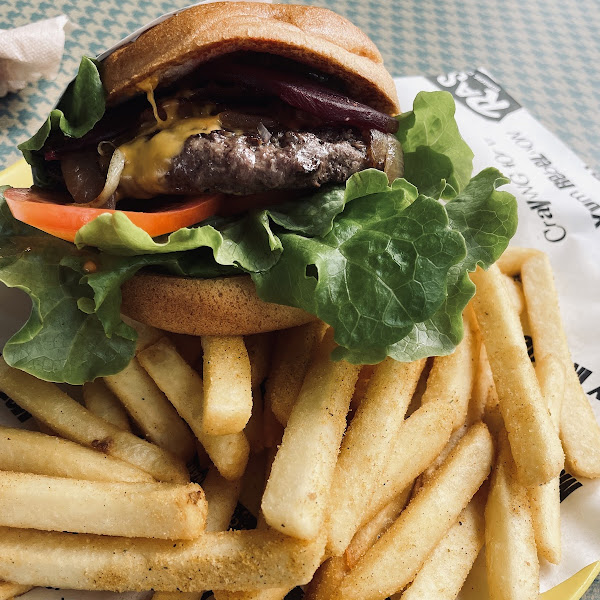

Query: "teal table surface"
(0, 0), (598, 598)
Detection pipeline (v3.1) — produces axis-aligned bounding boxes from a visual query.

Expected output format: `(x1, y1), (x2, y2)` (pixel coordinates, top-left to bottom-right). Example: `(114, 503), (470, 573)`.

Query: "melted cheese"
(117, 81), (221, 198)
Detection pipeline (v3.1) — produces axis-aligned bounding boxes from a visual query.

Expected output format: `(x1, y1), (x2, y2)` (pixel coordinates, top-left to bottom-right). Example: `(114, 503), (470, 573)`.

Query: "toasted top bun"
(102, 2), (399, 114)
(121, 273), (316, 336)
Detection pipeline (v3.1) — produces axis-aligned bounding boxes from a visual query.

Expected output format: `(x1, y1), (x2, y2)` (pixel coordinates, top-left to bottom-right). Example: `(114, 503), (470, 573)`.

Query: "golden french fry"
(265, 321), (328, 426)
(0, 426), (153, 483)
(0, 580), (31, 600)
(345, 484), (412, 570)
(0, 471), (206, 539)
(527, 354), (565, 564)
(304, 556), (348, 600)
(138, 338), (250, 481)
(153, 593), (205, 600)
(361, 399), (456, 530)
(202, 467), (242, 533)
(501, 273), (525, 315)
(262, 329), (360, 540)
(0, 527), (325, 592)
(495, 247), (542, 277)
(327, 358), (425, 555)
(82, 379), (131, 431)
(486, 433), (539, 600)
(202, 336), (253, 435)
(420, 311), (476, 431)
(0, 358), (188, 484)
(122, 314), (164, 354)
(393, 489), (486, 600)
(521, 252), (600, 478)
(104, 357), (196, 461)
(418, 424), (469, 488)
(214, 588), (291, 600)
(245, 332), (274, 389)
(350, 364), (376, 412)
(336, 423), (493, 600)
(468, 343), (494, 425)
(471, 264), (564, 486)
(244, 387), (265, 454)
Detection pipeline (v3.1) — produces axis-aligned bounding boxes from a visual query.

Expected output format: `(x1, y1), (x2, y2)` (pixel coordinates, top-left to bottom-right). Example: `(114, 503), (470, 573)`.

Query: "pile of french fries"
(0, 246), (599, 600)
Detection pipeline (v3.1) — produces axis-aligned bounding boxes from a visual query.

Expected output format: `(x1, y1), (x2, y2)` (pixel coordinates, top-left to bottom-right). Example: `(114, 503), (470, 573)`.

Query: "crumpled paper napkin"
(0, 15), (69, 97)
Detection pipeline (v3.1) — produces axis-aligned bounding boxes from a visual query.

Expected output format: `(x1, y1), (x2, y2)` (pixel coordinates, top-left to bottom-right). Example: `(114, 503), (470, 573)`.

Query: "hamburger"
(0, 2), (517, 384)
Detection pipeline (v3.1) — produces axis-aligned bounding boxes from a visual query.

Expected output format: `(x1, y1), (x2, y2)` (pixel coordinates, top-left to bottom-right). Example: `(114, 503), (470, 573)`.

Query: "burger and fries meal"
(0, 2), (599, 599)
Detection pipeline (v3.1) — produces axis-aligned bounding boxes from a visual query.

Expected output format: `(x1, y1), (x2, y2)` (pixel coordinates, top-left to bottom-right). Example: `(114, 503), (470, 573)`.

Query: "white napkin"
(0, 15), (69, 97)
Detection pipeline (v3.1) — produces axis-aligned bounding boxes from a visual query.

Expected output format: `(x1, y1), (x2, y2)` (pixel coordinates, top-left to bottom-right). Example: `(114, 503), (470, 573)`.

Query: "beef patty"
(165, 128), (372, 196)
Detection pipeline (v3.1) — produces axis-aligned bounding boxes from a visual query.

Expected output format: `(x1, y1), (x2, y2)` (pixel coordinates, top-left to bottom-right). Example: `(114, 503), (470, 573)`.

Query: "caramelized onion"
(60, 151), (106, 204)
(86, 148), (125, 208)
(369, 131), (404, 182)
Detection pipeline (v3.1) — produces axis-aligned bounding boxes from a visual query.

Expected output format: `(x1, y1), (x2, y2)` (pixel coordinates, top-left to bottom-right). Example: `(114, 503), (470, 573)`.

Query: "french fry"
(501, 273), (525, 315)
(245, 332), (274, 389)
(0, 358), (188, 483)
(527, 354), (565, 564)
(122, 314), (164, 354)
(393, 489), (486, 600)
(345, 484), (413, 570)
(471, 264), (564, 487)
(0, 580), (31, 600)
(420, 311), (476, 431)
(265, 321), (328, 426)
(262, 393), (284, 449)
(0, 426), (153, 483)
(468, 343), (494, 425)
(521, 252), (600, 478)
(153, 593), (205, 600)
(82, 380), (131, 431)
(214, 590), (290, 600)
(361, 399), (456, 530)
(495, 246), (542, 277)
(335, 423), (493, 600)
(244, 387), (265, 454)
(202, 335), (253, 435)
(104, 357), (196, 461)
(327, 358), (425, 555)
(0, 527), (325, 592)
(0, 471), (206, 539)
(304, 556), (348, 600)
(486, 433), (539, 600)
(202, 467), (242, 532)
(138, 338), (250, 481)
(262, 329), (360, 540)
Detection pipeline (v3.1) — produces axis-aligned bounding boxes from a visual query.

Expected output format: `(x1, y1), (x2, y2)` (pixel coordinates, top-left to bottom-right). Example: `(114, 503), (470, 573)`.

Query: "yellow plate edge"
(0, 158), (599, 600)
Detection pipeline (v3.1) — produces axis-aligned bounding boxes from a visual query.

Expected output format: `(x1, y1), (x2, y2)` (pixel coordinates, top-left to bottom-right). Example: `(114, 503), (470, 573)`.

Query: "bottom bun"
(120, 273), (316, 336)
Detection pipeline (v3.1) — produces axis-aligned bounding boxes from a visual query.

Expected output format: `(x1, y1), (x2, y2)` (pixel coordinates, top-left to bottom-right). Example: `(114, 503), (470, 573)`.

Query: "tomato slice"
(4, 188), (224, 243)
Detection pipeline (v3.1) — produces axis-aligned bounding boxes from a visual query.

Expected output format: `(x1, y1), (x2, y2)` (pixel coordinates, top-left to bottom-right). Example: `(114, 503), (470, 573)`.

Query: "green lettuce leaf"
(396, 91), (474, 199)
(18, 57), (105, 188)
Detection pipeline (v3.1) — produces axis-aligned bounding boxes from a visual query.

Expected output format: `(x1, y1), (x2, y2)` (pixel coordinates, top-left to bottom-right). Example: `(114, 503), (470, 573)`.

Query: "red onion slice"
(213, 64), (399, 134)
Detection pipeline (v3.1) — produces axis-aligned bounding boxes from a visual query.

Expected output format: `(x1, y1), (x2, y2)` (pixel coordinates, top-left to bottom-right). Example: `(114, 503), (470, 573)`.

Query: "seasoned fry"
(104, 357), (196, 461)
(138, 338), (250, 481)
(0, 580), (31, 600)
(361, 399), (456, 530)
(202, 467), (242, 532)
(394, 489), (486, 600)
(0, 471), (206, 539)
(468, 343), (494, 425)
(245, 333), (274, 389)
(153, 593), (205, 600)
(0, 358), (188, 483)
(521, 252), (600, 478)
(304, 556), (348, 600)
(495, 246), (542, 277)
(122, 314), (164, 354)
(0, 527), (325, 592)
(262, 329), (360, 539)
(345, 484), (413, 570)
(335, 423), (493, 600)
(471, 264), (564, 486)
(83, 379), (131, 431)
(202, 335), (253, 435)
(486, 433), (539, 600)
(265, 321), (328, 426)
(0, 426), (153, 483)
(420, 311), (476, 431)
(327, 357), (425, 555)
(527, 354), (565, 564)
